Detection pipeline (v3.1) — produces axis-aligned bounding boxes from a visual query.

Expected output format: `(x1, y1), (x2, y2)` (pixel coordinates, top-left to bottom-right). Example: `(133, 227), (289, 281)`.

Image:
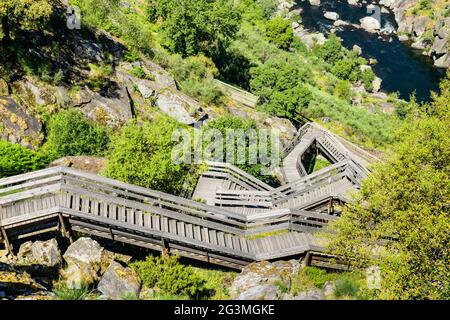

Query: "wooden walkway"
(0, 122), (373, 270)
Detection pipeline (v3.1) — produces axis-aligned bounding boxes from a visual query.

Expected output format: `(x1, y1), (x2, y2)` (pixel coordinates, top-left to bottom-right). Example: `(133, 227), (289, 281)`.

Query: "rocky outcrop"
(0, 97), (43, 149)
(230, 260), (301, 300)
(388, 0), (450, 68)
(97, 261), (141, 300)
(309, 0), (321, 6)
(17, 239), (62, 267)
(61, 237), (109, 289)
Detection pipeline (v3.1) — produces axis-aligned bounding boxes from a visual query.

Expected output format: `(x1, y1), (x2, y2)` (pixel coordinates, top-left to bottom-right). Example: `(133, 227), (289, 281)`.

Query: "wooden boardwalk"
(0, 122), (373, 270)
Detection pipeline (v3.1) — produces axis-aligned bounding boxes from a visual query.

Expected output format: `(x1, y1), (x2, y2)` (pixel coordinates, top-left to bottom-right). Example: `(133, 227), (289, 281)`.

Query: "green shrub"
(131, 254), (208, 299)
(360, 69), (376, 92)
(45, 109), (111, 158)
(105, 115), (193, 195)
(335, 80), (351, 101)
(265, 16), (293, 50)
(334, 278), (360, 298)
(130, 66), (155, 81)
(316, 34), (343, 65)
(0, 140), (49, 178)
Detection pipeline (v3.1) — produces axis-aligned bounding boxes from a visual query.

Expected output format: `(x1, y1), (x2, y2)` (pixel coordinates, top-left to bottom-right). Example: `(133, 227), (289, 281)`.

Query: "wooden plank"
(161, 216), (168, 232)
(202, 228), (210, 243)
(193, 225), (202, 241)
(177, 221), (185, 237)
(185, 223), (193, 239)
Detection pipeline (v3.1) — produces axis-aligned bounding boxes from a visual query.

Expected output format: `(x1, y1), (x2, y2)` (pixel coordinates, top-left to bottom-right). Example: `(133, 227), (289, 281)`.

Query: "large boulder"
(434, 54), (450, 69)
(77, 85), (133, 127)
(61, 238), (109, 288)
(309, 0), (320, 6)
(230, 260), (301, 300)
(360, 17), (381, 33)
(324, 12), (339, 21)
(97, 261), (141, 300)
(17, 239), (61, 267)
(155, 92), (200, 125)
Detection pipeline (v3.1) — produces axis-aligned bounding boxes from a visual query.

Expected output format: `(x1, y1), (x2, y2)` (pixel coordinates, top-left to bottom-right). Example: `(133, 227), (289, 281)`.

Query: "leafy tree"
(45, 110), (111, 159)
(0, 140), (48, 178)
(250, 54), (311, 122)
(316, 34), (343, 65)
(265, 16), (293, 50)
(148, 0), (241, 57)
(327, 75), (450, 299)
(0, 0), (53, 43)
(105, 115), (192, 195)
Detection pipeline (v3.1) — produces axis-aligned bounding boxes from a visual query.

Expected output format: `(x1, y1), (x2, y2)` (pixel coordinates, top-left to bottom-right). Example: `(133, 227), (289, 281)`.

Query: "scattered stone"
(398, 34), (409, 42)
(347, 0), (360, 6)
(235, 284), (279, 300)
(97, 261), (141, 300)
(323, 281), (335, 297)
(372, 77), (383, 93)
(309, 0), (320, 6)
(333, 20), (349, 27)
(17, 239), (61, 267)
(359, 17), (381, 33)
(324, 12), (339, 21)
(352, 45), (362, 56)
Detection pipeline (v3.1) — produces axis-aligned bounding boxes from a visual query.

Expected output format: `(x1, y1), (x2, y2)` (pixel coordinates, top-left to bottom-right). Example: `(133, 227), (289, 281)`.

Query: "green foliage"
(203, 115), (279, 185)
(327, 75), (450, 299)
(71, 0), (154, 55)
(250, 54), (311, 122)
(0, 140), (49, 178)
(265, 16), (293, 50)
(192, 267), (236, 300)
(131, 254), (208, 299)
(52, 283), (93, 300)
(334, 278), (360, 298)
(316, 34), (343, 65)
(86, 62), (114, 91)
(129, 66), (155, 81)
(45, 109), (111, 159)
(360, 69), (376, 92)
(0, 0), (53, 42)
(105, 115), (193, 195)
(169, 54), (223, 104)
(334, 80), (351, 101)
(149, 0), (241, 57)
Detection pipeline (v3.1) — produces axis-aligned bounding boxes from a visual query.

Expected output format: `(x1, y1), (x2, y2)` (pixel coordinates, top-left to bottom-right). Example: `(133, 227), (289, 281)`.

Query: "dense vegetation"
(328, 75), (450, 300)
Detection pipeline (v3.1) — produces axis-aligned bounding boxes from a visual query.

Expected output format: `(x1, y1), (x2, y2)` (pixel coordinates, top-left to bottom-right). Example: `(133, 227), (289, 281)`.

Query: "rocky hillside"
(380, 0), (450, 68)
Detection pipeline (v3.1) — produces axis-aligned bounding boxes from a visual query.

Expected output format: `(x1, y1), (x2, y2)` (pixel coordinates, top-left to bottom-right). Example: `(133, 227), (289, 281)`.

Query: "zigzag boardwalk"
(0, 123), (375, 270)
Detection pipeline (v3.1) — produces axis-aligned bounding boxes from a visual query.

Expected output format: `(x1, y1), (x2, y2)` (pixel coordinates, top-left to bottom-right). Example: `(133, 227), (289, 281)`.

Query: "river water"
(296, 0), (445, 101)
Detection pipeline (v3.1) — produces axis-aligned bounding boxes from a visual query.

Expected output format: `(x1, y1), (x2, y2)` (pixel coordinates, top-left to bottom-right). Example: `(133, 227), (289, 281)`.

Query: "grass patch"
(247, 229), (289, 240)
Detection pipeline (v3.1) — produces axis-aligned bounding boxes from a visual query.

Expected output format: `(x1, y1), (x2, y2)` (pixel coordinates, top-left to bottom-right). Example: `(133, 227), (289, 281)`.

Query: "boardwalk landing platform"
(0, 123), (375, 270)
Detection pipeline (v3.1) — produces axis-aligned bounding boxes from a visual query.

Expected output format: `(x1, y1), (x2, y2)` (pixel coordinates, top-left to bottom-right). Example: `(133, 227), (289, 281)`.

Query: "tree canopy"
(265, 16), (293, 50)
(327, 74), (450, 299)
(148, 0), (241, 57)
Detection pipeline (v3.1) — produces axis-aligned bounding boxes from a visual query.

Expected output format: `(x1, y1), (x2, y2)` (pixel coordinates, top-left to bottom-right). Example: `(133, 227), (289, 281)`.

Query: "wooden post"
(1, 227), (13, 255)
(162, 238), (170, 255)
(58, 213), (74, 243)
